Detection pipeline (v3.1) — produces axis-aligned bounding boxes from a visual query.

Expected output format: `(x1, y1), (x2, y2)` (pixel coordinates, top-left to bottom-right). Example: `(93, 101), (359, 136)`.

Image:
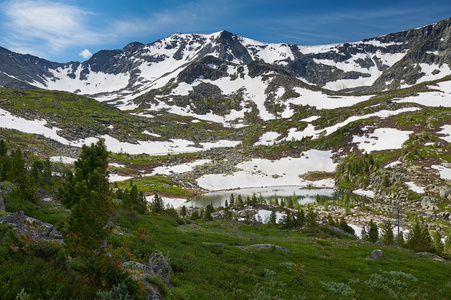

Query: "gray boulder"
(122, 250), (172, 299)
(438, 186), (451, 200)
(420, 196), (438, 210)
(370, 249), (388, 260)
(0, 211), (63, 244)
(149, 250), (172, 286)
(0, 195), (5, 212)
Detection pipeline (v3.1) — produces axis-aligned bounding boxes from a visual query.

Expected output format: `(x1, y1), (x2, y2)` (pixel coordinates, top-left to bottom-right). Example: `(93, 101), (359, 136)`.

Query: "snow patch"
(405, 182), (425, 194)
(431, 165), (451, 180)
(255, 131), (280, 146)
(109, 174), (134, 183)
(353, 127), (413, 153)
(438, 125), (451, 142)
(151, 159), (211, 175)
(49, 156), (77, 164)
(197, 150), (336, 191)
(353, 189), (375, 198)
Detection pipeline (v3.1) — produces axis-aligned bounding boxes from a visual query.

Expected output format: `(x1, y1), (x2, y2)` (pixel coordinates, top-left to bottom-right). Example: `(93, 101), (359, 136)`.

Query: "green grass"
(115, 175), (193, 198)
(109, 214), (451, 299)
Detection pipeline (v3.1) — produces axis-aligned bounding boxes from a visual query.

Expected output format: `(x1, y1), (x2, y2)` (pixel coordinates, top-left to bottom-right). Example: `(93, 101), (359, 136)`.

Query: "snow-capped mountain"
(1, 18), (451, 111)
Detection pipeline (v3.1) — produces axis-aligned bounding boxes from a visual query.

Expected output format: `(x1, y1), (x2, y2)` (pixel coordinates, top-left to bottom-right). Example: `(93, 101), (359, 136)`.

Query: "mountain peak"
(123, 42), (144, 50)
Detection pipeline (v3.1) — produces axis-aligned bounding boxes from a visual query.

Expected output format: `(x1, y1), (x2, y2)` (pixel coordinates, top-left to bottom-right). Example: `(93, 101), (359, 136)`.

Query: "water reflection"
(190, 186), (336, 208)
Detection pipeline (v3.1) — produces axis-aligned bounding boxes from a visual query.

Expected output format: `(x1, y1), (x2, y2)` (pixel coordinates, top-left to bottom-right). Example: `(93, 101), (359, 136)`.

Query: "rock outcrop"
(122, 250), (172, 299)
(0, 195), (5, 213)
(370, 249), (388, 260)
(0, 211), (63, 244)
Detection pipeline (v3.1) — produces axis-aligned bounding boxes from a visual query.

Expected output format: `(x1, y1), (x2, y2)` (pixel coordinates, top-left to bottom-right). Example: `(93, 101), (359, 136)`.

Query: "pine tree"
(180, 205), (187, 216)
(287, 197), (294, 208)
(8, 149), (27, 187)
(280, 209), (293, 229)
(398, 231), (406, 247)
(150, 193), (164, 214)
(252, 193), (258, 204)
(0, 140), (7, 157)
(296, 208), (305, 228)
(269, 210), (277, 225)
(236, 194), (243, 205)
(338, 217), (355, 234)
(58, 141), (114, 281)
(305, 206), (318, 232)
(343, 194), (349, 206)
(363, 220), (379, 243)
(204, 203), (214, 221)
(433, 231), (443, 253)
(381, 221), (394, 245)
(444, 229), (451, 254)
(60, 141), (109, 209)
(407, 219), (433, 252)
(326, 214), (336, 227)
(229, 194), (235, 207)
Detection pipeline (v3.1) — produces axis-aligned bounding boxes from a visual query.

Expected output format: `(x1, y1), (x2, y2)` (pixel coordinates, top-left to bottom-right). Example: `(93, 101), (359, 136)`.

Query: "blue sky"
(1, 0), (450, 63)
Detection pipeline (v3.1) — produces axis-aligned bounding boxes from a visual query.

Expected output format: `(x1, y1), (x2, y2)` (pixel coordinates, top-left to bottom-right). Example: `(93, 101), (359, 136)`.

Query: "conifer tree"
(363, 220), (379, 243)
(433, 231), (443, 253)
(280, 209), (293, 229)
(180, 205), (187, 217)
(407, 219), (433, 252)
(269, 210), (277, 225)
(0, 140), (7, 157)
(287, 197), (294, 208)
(236, 194), (243, 205)
(296, 208), (305, 228)
(444, 229), (451, 254)
(381, 221), (394, 245)
(204, 203), (214, 221)
(8, 149), (27, 188)
(305, 206), (318, 232)
(58, 141), (114, 280)
(150, 193), (164, 214)
(229, 194), (235, 207)
(326, 214), (336, 227)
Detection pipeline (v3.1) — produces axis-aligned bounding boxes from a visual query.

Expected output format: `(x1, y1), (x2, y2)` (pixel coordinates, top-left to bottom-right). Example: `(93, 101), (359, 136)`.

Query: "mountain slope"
(1, 18), (451, 104)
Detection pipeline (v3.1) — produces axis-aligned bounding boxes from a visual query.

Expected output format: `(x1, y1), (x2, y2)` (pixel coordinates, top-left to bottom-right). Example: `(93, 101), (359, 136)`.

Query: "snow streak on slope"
(396, 80), (451, 107)
(0, 108), (240, 155)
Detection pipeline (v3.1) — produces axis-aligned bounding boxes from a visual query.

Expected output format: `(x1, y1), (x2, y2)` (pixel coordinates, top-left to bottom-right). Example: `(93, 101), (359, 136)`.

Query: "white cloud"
(0, 0), (110, 58)
(79, 49), (92, 59)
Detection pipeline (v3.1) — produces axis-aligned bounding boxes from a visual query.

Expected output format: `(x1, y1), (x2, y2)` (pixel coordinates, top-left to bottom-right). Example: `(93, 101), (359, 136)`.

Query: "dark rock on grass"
(238, 243), (290, 253)
(0, 195), (5, 213)
(0, 211), (63, 244)
(122, 250), (172, 299)
(370, 249), (388, 260)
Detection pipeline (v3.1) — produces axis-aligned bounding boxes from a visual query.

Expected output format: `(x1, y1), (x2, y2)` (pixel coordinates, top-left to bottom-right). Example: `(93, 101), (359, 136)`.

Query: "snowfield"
(151, 159), (211, 176)
(438, 125), (451, 142)
(352, 127), (413, 153)
(196, 150), (336, 191)
(405, 182), (425, 194)
(396, 80), (451, 107)
(431, 165), (451, 180)
(353, 189), (375, 198)
(0, 108), (241, 155)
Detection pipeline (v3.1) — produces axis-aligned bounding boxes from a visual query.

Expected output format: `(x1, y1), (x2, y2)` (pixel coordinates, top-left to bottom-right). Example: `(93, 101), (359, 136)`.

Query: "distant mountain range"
(1, 18), (451, 100)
